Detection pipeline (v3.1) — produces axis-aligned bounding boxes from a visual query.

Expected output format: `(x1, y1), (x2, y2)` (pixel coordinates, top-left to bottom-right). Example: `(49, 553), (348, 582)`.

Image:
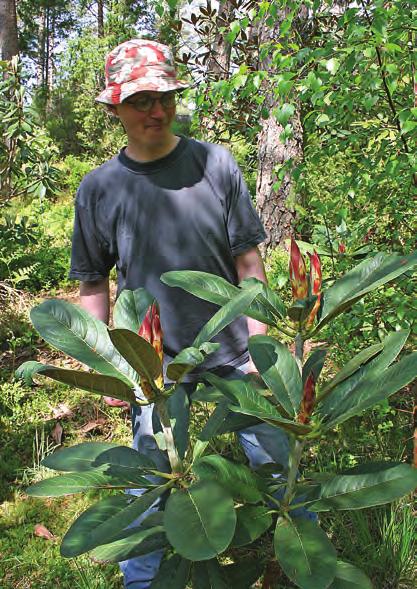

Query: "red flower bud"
(298, 373), (316, 424)
(305, 251), (322, 328)
(138, 303), (164, 394)
(289, 238), (308, 301)
(338, 242), (346, 254)
(138, 308), (152, 343)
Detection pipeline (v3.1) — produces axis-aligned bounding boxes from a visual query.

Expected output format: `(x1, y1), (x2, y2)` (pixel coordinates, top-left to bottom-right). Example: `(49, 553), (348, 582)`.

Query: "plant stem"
(155, 398), (183, 474)
(282, 437), (305, 508)
(282, 332), (306, 507)
(295, 333), (304, 362)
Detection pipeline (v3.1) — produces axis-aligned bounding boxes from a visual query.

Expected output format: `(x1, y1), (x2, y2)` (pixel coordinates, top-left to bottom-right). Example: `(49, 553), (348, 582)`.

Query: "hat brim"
(95, 79), (189, 105)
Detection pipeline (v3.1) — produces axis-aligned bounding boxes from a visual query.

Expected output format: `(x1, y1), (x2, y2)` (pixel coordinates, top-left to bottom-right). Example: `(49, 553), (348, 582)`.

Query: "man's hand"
(103, 396), (130, 408)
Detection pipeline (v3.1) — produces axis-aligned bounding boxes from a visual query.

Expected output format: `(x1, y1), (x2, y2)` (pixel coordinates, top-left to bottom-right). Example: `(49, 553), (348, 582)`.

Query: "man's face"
(114, 91), (177, 149)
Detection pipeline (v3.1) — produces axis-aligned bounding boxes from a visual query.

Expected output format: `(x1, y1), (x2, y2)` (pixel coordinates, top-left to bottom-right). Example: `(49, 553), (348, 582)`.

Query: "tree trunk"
(206, 0), (232, 80)
(97, 0), (104, 37)
(255, 17), (303, 254)
(0, 0), (19, 60)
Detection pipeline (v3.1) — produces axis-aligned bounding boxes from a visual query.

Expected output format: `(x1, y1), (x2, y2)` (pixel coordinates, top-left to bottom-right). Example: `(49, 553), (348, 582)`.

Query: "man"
(69, 39), (306, 589)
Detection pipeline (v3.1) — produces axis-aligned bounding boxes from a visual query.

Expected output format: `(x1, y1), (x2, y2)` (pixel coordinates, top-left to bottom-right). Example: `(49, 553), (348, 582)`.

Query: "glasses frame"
(124, 91), (177, 112)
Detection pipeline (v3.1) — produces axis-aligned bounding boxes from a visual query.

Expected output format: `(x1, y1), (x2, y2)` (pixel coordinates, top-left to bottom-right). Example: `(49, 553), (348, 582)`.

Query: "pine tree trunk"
(0, 0), (19, 60)
(97, 0), (104, 37)
(255, 17), (303, 254)
(206, 0), (232, 80)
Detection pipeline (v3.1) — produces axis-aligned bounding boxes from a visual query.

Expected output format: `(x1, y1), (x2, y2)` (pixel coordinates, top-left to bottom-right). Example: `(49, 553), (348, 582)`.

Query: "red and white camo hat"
(96, 39), (189, 105)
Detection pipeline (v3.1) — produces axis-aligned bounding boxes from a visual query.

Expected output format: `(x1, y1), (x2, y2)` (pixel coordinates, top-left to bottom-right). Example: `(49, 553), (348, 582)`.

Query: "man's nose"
(149, 99), (166, 118)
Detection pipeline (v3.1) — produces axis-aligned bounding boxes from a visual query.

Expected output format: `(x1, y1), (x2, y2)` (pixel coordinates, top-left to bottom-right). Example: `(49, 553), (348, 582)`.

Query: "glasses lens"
(128, 96), (153, 111)
(126, 93), (176, 111)
(160, 93), (176, 108)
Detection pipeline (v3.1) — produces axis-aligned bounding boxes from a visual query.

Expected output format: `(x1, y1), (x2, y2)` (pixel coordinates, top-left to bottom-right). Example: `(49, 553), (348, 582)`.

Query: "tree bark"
(97, 0), (104, 37)
(256, 16), (303, 254)
(206, 0), (232, 81)
(0, 0), (19, 60)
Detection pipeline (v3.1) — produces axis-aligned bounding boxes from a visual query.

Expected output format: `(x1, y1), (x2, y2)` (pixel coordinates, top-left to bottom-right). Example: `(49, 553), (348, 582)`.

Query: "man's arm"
(234, 246), (268, 373)
(79, 277), (110, 324)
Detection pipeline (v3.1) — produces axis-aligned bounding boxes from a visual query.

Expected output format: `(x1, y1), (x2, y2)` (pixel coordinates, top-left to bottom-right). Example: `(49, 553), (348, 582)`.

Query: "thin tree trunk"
(97, 0), (104, 37)
(200, 0), (233, 139)
(0, 0), (19, 60)
(206, 0), (232, 80)
(45, 5), (50, 103)
(256, 16), (303, 254)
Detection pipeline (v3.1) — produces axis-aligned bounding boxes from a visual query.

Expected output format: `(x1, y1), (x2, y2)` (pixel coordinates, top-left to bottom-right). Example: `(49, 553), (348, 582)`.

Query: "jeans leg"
(119, 403), (170, 589)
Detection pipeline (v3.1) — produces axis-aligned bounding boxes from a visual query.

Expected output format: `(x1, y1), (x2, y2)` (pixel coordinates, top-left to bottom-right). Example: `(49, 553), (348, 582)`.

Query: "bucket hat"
(96, 39), (189, 105)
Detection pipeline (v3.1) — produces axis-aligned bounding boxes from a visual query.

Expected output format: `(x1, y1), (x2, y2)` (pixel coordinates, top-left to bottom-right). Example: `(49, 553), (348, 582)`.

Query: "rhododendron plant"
(16, 246), (417, 589)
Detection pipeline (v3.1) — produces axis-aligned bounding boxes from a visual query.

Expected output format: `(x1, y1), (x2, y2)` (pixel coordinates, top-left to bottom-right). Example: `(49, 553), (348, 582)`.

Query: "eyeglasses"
(124, 92), (177, 112)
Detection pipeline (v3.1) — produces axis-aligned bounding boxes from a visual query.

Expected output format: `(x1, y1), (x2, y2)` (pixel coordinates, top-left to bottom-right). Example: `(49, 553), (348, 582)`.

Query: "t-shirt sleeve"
(68, 189), (116, 282)
(226, 155), (267, 255)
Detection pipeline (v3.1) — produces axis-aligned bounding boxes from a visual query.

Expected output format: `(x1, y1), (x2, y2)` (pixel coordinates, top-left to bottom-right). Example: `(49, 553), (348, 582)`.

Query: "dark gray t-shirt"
(69, 137), (266, 378)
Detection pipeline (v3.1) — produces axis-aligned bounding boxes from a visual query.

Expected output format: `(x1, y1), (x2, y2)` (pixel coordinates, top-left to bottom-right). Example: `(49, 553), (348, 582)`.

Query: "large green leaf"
(197, 399), (231, 442)
(319, 343), (383, 398)
(161, 270), (281, 326)
(164, 480), (236, 561)
(325, 351), (417, 427)
(192, 560), (229, 589)
(113, 288), (156, 332)
(27, 465), (155, 496)
(239, 276), (286, 321)
(61, 485), (168, 557)
(90, 522), (167, 562)
(217, 412), (261, 434)
(329, 561), (373, 589)
(204, 374), (312, 435)
(249, 335), (302, 417)
(231, 505), (272, 547)
(167, 385), (190, 460)
(309, 462), (417, 512)
(166, 343), (220, 382)
(316, 252), (417, 329)
(161, 270), (238, 306)
(223, 559), (264, 589)
(150, 554), (191, 589)
(193, 283), (263, 347)
(166, 347), (204, 381)
(193, 455), (265, 503)
(302, 348), (327, 386)
(318, 330), (409, 419)
(108, 328), (162, 386)
(42, 442), (155, 472)
(30, 300), (137, 385)
(274, 518), (337, 589)
(16, 362), (137, 405)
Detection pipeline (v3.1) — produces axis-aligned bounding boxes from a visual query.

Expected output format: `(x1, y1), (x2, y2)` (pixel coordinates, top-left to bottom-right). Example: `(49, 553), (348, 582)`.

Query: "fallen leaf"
(79, 417), (106, 434)
(51, 421), (63, 445)
(34, 524), (56, 541)
(49, 403), (73, 420)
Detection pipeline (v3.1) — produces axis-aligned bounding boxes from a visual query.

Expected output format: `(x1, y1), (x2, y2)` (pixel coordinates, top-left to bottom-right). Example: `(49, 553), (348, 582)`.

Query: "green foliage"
(60, 155), (96, 195)
(0, 206), (70, 291)
(14, 246), (417, 587)
(0, 57), (62, 202)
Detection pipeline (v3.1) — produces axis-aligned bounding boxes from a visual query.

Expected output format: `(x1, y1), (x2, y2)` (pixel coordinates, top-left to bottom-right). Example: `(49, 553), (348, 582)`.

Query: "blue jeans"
(120, 363), (315, 589)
